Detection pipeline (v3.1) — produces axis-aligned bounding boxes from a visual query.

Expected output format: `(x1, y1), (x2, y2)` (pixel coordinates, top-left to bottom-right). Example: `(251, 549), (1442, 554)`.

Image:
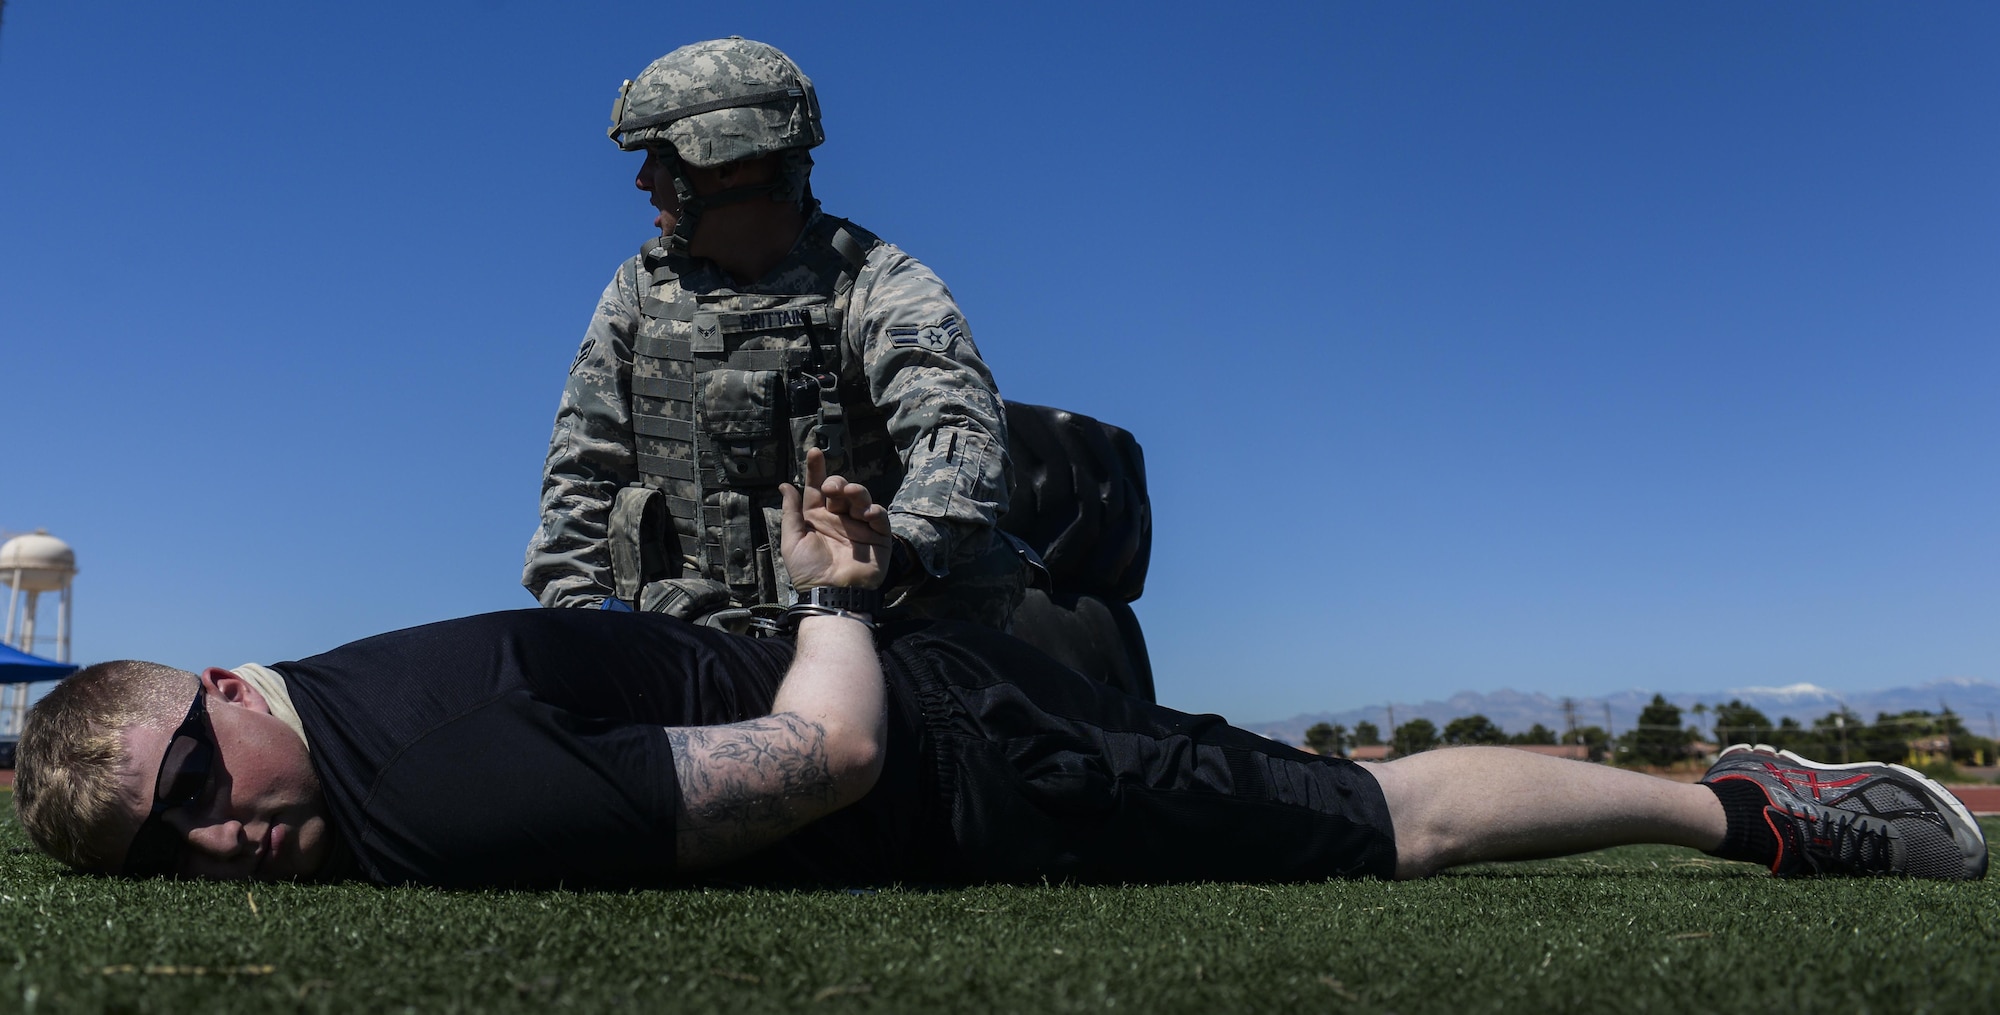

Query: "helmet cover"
(610, 37), (823, 167)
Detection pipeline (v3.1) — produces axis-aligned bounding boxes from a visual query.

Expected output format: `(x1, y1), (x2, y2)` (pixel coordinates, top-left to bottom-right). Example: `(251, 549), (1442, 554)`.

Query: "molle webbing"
(631, 375), (694, 401)
(624, 217), (883, 603)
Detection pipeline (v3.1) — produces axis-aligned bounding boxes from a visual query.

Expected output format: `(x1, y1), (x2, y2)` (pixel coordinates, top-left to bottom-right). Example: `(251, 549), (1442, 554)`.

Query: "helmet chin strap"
(663, 170), (799, 257)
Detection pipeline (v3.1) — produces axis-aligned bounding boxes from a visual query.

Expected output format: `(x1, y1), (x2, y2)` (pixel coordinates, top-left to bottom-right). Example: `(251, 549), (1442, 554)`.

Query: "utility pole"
(1561, 697), (1578, 744)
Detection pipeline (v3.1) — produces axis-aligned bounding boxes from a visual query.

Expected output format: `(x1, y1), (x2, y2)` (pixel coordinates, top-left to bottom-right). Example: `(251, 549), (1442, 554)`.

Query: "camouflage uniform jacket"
(524, 210), (1014, 619)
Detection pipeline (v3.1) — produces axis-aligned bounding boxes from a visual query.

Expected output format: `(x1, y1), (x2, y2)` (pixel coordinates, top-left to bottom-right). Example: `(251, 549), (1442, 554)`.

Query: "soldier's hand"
(780, 448), (892, 590)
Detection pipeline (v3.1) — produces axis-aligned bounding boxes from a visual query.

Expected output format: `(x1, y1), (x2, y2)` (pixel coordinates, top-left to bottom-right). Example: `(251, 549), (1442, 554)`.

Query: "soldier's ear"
(199, 668), (272, 715)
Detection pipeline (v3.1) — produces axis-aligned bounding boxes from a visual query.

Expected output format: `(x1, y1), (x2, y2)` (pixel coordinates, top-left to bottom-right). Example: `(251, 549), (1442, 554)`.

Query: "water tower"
(2, 529), (78, 735)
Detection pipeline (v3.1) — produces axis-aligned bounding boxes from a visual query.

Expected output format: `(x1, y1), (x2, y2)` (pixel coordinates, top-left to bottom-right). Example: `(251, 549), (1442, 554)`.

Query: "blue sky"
(2, 2), (1995, 721)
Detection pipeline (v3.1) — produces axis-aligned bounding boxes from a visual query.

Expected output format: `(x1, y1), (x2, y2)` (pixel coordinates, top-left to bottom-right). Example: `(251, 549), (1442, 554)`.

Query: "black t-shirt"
(277, 609), (930, 888)
(274, 609), (1396, 888)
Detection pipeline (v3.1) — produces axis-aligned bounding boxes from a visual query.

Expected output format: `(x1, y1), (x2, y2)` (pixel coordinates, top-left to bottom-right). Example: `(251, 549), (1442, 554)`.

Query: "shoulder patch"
(888, 314), (963, 354)
(569, 338), (596, 374)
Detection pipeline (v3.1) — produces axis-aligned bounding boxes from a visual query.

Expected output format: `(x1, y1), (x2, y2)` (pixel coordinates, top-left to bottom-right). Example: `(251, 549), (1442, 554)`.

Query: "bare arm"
(667, 449), (891, 871)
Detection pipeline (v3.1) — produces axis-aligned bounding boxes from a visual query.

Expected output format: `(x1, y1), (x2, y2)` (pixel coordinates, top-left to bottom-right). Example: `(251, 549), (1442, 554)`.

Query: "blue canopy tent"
(2, 645), (74, 766)
(0, 642), (77, 683)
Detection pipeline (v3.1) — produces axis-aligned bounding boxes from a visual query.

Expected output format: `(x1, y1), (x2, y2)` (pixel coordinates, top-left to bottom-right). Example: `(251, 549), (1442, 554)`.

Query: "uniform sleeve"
(845, 247), (1010, 576)
(521, 259), (645, 608)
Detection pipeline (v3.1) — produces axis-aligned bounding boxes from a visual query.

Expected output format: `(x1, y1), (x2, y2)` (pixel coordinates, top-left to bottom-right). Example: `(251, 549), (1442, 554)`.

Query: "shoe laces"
(1784, 804), (1895, 875)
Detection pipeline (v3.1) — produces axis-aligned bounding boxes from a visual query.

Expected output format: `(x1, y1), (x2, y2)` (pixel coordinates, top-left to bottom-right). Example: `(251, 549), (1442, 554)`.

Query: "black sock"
(1705, 779), (1781, 868)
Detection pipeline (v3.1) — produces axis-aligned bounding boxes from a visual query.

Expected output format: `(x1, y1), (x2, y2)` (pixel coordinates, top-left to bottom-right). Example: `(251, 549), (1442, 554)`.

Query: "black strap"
(682, 181), (789, 220)
(640, 295), (693, 320)
(636, 453), (697, 481)
(829, 224), (869, 274)
(632, 375), (694, 401)
(617, 87), (806, 135)
(635, 333), (691, 360)
(691, 348), (796, 373)
(631, 414), (694, 441)
(638, 237), (676, 274)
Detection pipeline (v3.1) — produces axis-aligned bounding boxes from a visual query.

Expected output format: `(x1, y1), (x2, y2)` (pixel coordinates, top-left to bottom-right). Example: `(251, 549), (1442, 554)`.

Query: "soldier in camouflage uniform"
(523, 37), (1023, 628)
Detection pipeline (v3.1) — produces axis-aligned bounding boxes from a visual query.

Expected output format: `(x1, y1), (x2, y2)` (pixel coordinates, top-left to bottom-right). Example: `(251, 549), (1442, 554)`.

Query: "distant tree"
(1442, 714), (1506, 746)
(1630, 695), (1692, 767)
(1923, 706), (1997, 766)
(1712, 699), (1775, 748)
(1859, 709), (1980, 766)
(1392, 718), (1440, 756)
(1938, 708), (1969, 738)
(1759, 716), (1824, 758)
(1811, 707), (1865, 764)
(1563, 725), (1610, 762)
(1510, 723), (1558, 746)
(1690, 702), (1710, 740)
(1767, 724), (1811, 758)
(1353, 721), (1383, 747)
(1304, 722), (1346, 757)
(1952, 732), (1998, 768)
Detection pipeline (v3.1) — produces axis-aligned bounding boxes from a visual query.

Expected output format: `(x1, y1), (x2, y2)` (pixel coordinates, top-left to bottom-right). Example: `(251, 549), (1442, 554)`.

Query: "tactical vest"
(619, 215), (893, 607)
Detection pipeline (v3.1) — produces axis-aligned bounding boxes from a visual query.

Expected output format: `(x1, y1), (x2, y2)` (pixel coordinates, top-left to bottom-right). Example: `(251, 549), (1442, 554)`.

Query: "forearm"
(771, 614), (886, 794)
(668, 614), (885, 871)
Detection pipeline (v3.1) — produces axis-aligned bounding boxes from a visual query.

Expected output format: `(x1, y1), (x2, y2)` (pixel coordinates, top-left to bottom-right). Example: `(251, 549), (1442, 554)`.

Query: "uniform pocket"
(899, 425), (1003, 524)
(701, 368), (784, 487)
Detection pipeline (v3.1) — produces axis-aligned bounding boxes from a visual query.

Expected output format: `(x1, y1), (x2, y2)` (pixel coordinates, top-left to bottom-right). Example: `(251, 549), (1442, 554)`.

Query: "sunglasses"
(121, 690), (216, 877)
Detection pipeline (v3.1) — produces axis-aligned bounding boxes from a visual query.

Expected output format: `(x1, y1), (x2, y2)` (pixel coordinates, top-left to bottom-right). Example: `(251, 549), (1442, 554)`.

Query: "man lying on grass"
(11, 451), (1990, 886)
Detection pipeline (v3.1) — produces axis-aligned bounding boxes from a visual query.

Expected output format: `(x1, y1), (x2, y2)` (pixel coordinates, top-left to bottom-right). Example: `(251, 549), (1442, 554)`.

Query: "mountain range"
(1244, 678), (2000, 745)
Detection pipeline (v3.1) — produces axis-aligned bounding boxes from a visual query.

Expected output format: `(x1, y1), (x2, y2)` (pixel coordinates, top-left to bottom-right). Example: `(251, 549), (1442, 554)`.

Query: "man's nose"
(176, 815), (254, 862)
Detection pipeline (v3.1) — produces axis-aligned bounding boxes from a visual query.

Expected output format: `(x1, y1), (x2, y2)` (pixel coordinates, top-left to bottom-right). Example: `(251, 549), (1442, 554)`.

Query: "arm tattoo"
(667, 712), (837, 871)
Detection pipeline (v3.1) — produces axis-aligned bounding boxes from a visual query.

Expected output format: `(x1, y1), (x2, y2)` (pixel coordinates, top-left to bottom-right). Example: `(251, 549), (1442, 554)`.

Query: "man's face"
(633, 149), (780, 243)
(101, 669), (331, 880)
(635, 148), (685, 234)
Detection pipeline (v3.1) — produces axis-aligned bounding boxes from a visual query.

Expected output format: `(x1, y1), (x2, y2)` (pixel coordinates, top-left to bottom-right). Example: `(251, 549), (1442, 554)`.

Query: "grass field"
(2, 790), (1994, 1014)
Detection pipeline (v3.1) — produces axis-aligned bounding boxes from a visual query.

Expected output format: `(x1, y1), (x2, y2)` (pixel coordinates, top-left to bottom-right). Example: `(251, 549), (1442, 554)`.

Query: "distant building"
(1908, 736), (1952, 767)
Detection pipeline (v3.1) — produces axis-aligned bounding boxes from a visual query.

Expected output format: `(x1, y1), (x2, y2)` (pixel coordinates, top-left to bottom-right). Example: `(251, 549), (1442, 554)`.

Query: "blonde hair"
(12, 661), (196, 871)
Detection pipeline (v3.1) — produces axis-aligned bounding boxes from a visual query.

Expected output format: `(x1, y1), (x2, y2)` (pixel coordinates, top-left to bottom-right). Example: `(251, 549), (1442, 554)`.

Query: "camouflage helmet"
(609, 37), (823, 167)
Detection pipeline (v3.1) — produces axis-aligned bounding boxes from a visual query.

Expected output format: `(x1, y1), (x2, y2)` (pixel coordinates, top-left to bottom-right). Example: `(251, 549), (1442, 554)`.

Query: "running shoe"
(1700, 744), (1989, 880)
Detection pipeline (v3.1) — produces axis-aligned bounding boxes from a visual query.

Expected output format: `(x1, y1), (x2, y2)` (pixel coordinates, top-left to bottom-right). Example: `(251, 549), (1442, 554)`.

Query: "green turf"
(3, 788), (1994, 1013)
